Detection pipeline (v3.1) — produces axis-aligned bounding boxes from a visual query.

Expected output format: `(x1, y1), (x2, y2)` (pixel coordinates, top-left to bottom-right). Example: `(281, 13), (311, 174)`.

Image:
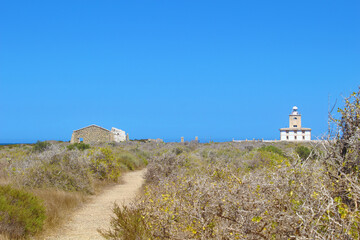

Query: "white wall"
(111, 127), (126, 142)
(280, 130), (311, 141)
(280, 131), (287, 140)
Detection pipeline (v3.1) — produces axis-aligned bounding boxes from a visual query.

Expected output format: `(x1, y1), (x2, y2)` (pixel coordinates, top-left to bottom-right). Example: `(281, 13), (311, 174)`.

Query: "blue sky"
(0, 0), (359, 143)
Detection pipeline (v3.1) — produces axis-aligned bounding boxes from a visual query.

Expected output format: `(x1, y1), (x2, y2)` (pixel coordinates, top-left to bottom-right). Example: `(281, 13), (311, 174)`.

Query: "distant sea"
(0, 143), (32, 145)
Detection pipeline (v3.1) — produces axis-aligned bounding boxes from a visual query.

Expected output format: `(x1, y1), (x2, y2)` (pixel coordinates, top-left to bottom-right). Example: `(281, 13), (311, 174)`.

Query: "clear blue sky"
(1, 1), (359, 143)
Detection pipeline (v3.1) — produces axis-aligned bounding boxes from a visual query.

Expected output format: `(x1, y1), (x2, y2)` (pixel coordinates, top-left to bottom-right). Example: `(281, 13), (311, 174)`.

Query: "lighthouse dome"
(292, 106), (299, 115)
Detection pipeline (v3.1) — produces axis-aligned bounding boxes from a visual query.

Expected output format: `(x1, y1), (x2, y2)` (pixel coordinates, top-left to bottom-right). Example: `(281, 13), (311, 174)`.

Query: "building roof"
(111, 127), (125, 132)
(73, 124), (110, 132)
(280, 127), (311, 131)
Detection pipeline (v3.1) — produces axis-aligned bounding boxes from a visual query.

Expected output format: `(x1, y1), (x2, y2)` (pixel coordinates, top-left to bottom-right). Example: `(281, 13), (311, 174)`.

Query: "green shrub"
(89, 148), (146, 181)
(295, 145), (311, 160)
(174, 147), (184, 155)
(33, 141), (50, 152)
(244, 150), (287, 170)
(78, 143), (90, 151)
(259, 145), (284, 156)
(89, 148), (123, 181)
(118, 153), (136, 170)
(130, 149), (150, 166)
(66, 144), (76, 151)
(67, 143), (91, 151)
(0, 185), (46, 238)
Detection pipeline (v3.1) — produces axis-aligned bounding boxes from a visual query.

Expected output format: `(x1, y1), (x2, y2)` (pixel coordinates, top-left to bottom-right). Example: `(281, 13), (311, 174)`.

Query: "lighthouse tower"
(280, 106), (311, 141)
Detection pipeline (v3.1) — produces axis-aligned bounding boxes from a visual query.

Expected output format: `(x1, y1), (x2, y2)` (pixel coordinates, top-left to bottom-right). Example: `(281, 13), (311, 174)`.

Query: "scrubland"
(1, 89), (360, 239)
(102, 90), (360, 239)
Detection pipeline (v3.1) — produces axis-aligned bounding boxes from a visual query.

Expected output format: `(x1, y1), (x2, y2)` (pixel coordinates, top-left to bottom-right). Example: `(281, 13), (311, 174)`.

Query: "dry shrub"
(9, 146), (94, 194)
(138, 157), (313, 239)
(318, 88), (360, 238)
(9, 145), (147, 193)
(108, 149), (343, 239)
(145, 153), (188, 184)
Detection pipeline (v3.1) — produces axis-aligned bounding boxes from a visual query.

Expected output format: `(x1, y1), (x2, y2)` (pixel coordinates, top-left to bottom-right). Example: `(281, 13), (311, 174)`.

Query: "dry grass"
(0, 175), (9, 185)
(0, 234), (10, 240)
(31, 189), (87, 237)
(32, 181), (126, 238)
(0, 160), (10, 185)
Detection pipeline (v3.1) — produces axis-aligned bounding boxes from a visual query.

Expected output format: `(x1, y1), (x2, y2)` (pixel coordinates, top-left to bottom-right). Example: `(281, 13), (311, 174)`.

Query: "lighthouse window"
(294, 117), (297, 120)
(293, 125), (297, 128)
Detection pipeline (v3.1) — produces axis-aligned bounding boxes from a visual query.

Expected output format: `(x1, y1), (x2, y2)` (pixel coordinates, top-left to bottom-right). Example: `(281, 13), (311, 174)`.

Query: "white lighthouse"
(280, 106), (311, 141)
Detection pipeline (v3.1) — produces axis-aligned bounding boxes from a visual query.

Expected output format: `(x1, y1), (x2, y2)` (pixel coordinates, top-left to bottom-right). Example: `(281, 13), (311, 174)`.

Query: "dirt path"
(46, 169), (146, 240)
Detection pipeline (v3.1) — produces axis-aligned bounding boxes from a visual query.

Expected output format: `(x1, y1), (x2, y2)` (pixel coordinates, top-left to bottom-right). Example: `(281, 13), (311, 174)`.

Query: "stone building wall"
(289, 114), (302, 128)
(70, 125), (112, 143)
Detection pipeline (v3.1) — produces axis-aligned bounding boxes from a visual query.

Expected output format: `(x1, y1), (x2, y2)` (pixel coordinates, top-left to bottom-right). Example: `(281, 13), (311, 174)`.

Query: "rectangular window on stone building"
(295, 136), (297, 140)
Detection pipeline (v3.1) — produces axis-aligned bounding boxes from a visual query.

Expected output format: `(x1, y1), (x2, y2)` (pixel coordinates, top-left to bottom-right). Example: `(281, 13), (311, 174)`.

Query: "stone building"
(280, 106), (311, 141)
(70, 124), (127, 143)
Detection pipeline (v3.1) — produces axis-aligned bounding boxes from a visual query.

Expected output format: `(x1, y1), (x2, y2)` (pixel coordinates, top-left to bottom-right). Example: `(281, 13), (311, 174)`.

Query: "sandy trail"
(46, 169), (146, 240)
